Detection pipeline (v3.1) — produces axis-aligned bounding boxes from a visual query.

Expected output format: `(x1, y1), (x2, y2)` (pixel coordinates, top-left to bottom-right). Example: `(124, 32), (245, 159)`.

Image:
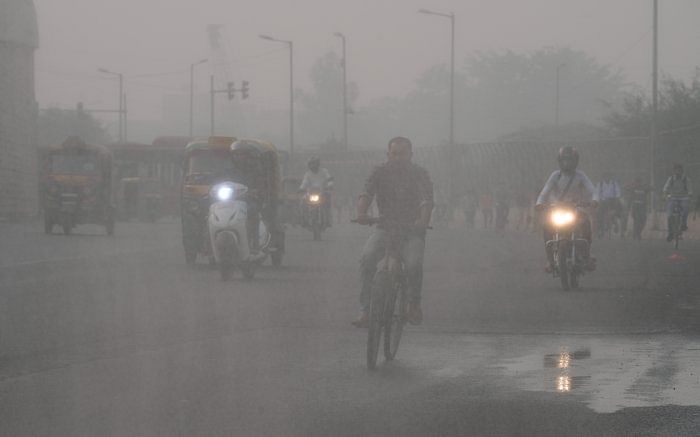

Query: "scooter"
(208, 182), (270, 280)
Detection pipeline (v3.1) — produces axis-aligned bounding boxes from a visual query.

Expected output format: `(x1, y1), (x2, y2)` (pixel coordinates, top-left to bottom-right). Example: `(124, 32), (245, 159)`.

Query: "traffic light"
(227, 82), (235, 100)
(241, 81), (250, 99)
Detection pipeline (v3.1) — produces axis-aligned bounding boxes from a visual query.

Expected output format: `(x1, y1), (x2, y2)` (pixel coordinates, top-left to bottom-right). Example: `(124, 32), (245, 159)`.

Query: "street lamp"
(555, 63), (566, 126)
(334, 32), (348, 152)
(418, 8), (455, 199)
(98, 68), (124, 142)
(259, 34), (294, 156)
(189, 58), (208, 138)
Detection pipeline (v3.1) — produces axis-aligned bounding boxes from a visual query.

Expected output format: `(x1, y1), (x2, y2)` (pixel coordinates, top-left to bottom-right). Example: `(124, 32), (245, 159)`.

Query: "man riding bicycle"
(663, 163), (693, 242)
(353, 137), (433, 327)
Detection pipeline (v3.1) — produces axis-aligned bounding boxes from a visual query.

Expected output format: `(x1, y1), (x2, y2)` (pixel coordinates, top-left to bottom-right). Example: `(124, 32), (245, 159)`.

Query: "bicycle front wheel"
(384, 284), (406, 361)
(367, 271), (389, 370)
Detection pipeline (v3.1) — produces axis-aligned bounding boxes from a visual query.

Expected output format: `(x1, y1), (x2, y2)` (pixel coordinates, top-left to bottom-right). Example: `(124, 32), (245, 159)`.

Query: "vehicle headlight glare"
(217, 186), (234, 201)
(309, 194), (320, 203)
(551, 210), (575, 226)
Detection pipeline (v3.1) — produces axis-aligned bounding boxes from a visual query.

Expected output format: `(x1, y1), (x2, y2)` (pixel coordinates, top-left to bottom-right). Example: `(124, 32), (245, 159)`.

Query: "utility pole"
(651, 0), (659, 227)
(555, 63), (566, 126)
(418, 8), (456, 201)
(210, 76), (249, 136)
(210, 75), (215, 135)
(190, 59), (208, 138)
(98, 68), (125, 142)
(259, 34), (294, 157)
(123, 93), (128, 143)
(334, 32), (348, 151)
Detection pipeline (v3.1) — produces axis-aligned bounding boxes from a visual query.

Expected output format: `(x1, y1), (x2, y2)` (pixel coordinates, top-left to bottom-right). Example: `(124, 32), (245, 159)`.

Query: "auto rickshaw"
(41, 136), (115, 235)
(181, 136), (238, 265)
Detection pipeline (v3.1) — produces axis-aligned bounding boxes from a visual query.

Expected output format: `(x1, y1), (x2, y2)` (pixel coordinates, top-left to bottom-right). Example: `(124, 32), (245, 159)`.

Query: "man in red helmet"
(535, 146), (599, 273)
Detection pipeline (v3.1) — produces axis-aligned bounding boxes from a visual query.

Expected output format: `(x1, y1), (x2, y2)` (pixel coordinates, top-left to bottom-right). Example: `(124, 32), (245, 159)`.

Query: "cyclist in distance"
(662, 163), (693, 242)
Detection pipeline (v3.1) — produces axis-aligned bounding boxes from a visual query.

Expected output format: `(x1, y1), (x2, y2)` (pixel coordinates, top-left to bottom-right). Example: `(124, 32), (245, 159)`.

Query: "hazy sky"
(35, 0), (700, 122)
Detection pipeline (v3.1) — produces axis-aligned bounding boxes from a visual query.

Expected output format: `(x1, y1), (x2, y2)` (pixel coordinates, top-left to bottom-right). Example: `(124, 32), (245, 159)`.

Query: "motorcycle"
(545, 202), (592, 291)
(302, 190), (330, 241)
(208, 182), (270, 281)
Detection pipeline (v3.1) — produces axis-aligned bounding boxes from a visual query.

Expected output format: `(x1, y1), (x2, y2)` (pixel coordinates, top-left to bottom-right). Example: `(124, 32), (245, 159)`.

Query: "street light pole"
(555, 63), (566, 126)
(418, 8), (456, 200)
(334, 32), (348, 152)
(651, 0), (659, 227)
(190, 58), (208, 138)
(98, 68), (124, 142)
(260, 34), (295, 157)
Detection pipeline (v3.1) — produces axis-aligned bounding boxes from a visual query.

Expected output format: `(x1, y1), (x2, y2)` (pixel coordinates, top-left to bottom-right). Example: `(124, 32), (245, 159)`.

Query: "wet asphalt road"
(0, 220), (699, 436)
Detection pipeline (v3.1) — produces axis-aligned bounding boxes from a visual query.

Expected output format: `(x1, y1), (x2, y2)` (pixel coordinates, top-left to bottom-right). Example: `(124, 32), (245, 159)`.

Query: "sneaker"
(351, 311), (369, 328)
(666, 233), (674, 242)
(407, 302), (423, 325)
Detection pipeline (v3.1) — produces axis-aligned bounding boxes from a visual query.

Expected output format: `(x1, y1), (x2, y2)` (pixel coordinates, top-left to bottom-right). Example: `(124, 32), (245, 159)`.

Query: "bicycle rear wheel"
(384, 283), (406, 361)
(367, 271), (389, 370)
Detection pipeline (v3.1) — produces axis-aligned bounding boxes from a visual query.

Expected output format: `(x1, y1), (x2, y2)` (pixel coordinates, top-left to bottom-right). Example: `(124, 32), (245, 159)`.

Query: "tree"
(297, 51), (358, 148)
(605, 72), (700, 171)
(390, 46), (626, 145)
(38, 107), (111, 146)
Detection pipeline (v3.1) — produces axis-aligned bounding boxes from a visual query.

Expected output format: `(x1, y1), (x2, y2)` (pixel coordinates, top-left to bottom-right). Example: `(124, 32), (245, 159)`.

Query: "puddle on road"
(497, 338), (700, 413)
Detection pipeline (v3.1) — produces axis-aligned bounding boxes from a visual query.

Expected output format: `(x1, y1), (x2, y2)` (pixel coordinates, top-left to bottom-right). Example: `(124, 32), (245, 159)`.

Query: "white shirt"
(597, 180), (621, 200)
(299, 168), (333, 192)
(536, 170), (598, 205)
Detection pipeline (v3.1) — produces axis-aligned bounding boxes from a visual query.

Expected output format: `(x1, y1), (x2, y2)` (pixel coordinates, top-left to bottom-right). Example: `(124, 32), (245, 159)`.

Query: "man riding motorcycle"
(663, 163), (693, 242)
(299, 156), (334, 226)
(225, 140), (281, 254)
(535, 146), (599, 273)
(353, 136), (434, 327)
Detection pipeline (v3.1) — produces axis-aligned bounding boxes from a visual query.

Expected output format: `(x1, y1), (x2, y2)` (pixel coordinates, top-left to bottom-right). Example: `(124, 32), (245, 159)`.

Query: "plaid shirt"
(361, 162), (434, 225)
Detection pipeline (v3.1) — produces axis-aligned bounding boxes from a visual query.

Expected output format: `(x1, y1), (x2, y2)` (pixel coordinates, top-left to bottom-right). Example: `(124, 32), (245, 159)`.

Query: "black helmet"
(558, 146), (579, 172)
(308, 156), (320, 170)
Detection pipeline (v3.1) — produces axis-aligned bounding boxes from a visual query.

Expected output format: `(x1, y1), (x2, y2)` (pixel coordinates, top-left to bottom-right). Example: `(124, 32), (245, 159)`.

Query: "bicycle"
(353, 217), (426, 370)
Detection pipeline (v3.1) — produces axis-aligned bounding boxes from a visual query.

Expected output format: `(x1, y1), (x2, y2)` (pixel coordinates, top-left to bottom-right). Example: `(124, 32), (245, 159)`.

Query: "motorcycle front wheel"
(557, 242), (571, 291)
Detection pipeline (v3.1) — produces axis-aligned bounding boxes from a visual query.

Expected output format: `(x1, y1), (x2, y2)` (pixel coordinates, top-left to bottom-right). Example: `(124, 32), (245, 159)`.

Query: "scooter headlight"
(551, 209), (575, 227)
(217, 186), (234, 201)
(308, 194), (321, 203)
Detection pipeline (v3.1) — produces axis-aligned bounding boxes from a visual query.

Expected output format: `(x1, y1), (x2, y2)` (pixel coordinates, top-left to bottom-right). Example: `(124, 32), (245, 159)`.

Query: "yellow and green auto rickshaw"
(41, 136), (115, 235)
(181, 136), (237, 265)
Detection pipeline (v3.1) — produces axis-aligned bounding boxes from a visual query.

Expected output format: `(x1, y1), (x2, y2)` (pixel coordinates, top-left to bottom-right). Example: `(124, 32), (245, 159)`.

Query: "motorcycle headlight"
(217, 186), (234, 201)
(551, 209), (575, 227)
(309, 194), (321, 203)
